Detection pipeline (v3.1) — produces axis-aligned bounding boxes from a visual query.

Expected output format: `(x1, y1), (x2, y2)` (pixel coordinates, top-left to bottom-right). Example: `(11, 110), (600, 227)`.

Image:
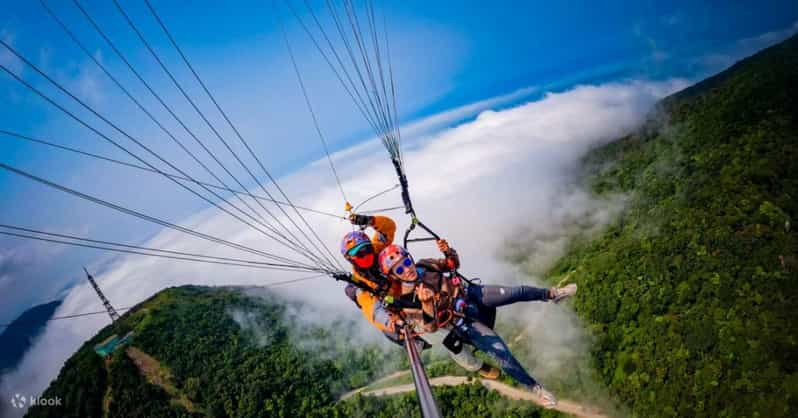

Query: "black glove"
(392, 318), (406, 335)
(332, 272), (352, 282)
(349, 213), (373, 226)
(408, 337), (431, 351)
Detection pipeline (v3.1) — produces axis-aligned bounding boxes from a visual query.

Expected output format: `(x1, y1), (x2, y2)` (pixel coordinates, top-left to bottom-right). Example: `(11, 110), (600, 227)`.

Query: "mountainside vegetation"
(536, 34), (798, 417)
(25, 286), (558, 418)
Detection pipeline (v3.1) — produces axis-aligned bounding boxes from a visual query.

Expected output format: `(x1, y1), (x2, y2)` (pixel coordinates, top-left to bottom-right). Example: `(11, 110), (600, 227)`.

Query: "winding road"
(342, 374), (608, 418)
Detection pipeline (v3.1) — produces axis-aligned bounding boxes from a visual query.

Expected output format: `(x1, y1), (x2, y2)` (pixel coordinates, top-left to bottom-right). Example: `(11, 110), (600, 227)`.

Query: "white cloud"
(321, 85), (539, 167)
(0, 234), (73, 322)
(399, 86), (539, 139)
(0, 78), (688, 415)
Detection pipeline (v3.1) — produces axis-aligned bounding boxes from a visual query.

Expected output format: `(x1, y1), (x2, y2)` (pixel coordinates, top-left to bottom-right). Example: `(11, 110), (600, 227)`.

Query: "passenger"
(377, 240), (576, 408)
(337, 213), (500, 379)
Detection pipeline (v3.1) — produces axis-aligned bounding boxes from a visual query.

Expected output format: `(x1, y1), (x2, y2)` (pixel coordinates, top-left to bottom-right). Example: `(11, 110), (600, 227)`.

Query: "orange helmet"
(378, 244), (417, 282)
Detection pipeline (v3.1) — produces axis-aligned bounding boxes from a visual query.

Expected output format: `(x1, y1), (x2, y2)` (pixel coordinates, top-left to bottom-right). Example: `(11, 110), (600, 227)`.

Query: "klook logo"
(9, 393), (61, 408)
(10, 394), (25, 409)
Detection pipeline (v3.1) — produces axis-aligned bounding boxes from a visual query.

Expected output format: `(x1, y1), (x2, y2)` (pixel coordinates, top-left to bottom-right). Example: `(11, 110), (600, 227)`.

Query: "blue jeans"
(453, 284), (550, 387)
(465, 285), (550, 328)
(454, 320), (537, 388)
(467, 284), (550, 306)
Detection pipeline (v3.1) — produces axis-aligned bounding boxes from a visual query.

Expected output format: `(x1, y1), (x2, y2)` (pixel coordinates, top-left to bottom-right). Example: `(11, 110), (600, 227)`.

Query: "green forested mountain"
(25, 286), (558, 418)
(538, 34), (798, 417)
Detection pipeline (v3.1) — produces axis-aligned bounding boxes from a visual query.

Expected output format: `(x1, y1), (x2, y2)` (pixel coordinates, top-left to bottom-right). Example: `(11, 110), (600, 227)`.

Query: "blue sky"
(1, 0), (797, 324)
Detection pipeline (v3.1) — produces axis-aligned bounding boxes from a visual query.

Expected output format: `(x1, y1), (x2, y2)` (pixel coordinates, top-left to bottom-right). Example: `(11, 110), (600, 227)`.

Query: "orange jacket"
(349, 215), (402, 335)
(350, 215), (398, 292)
(369, 215), (396, 253)
(354, 288), (396, 334)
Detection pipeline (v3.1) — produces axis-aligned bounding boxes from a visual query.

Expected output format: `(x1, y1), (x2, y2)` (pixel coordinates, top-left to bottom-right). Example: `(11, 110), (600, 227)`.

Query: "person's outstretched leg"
(456, 320), (536, 386)
(457, 320), (556, 406)
(467, 284), (577, 308)
(421, 328), (483, 372)
(468, 284), (548, 307)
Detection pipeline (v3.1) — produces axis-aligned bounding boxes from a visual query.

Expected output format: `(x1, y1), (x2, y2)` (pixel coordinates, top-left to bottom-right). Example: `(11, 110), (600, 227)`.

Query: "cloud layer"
(0, 78), (687, 415)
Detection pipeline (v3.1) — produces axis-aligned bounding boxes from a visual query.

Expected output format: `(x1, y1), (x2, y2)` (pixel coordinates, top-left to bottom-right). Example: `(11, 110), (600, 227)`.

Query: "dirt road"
(339, 370), (411, 400)
(347, 374), (608, 418)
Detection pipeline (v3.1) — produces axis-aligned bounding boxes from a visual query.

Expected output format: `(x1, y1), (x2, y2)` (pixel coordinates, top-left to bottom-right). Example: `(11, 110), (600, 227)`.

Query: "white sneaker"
(532, 384), (557, 408)
(551, 283), (577, 303)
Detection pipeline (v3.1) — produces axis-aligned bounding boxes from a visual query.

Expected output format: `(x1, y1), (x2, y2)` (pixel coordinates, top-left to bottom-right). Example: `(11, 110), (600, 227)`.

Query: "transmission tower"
(83, 267), (120, 323)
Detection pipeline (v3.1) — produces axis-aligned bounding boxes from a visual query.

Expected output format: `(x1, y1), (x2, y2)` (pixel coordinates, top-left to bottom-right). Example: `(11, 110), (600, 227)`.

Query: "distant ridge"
(0, 300), (63, 376)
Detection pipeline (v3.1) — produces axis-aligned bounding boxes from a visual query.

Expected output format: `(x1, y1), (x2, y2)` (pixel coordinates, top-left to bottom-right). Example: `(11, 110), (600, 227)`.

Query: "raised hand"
(349, 213), (373, 226)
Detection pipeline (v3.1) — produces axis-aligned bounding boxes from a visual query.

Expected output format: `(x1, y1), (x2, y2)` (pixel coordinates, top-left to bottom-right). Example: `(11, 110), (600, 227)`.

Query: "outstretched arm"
(349, 214), (396, 252)
(419, 239), (460, 272)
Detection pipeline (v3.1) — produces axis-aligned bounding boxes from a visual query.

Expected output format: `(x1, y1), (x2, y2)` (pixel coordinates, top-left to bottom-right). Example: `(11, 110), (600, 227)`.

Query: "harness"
(359, 268), (392, 295)
(412, 261), (465, 332)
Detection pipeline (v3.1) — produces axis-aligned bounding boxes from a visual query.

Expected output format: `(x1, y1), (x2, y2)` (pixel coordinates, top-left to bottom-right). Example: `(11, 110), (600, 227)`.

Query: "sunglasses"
(392, 257), (413, 275)
(348, 244), (374, 258)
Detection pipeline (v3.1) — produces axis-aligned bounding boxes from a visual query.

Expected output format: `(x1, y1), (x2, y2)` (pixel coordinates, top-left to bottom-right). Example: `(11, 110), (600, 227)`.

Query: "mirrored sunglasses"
(393, 257), (413, 275)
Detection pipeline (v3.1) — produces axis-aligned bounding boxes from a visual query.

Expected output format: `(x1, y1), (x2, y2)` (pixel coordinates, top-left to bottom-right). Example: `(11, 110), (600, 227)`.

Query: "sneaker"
(550, 283), (577, 303)
(477, 364), (500, 380)
(532, 384), (557, 408)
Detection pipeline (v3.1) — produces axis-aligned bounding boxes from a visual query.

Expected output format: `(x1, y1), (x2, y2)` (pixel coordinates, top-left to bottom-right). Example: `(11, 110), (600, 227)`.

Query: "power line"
(307, 0), (409, 218)
(326, 0), (391, 139)
(0, 161), (317, 269)
(0, 230), (320, 273)
(0, 308), (133, 329)
(0, 59), (315, 269)
(353, 183), (399, 212)
(287, 0), (383, 146)
(278, 8), (349, 205)
(364, 0), (395, 141)
(381, 2), (402, 165)
(359, 206), (403, 214)
(0, 274), (328, 328)
(3, 128), (400, 220)
(343, 0), (393, 141)
(0, 130), (345, 220)
(40, 0), (283, 242)
(235, 273), (327, 289)
(0, 43), (323, 270)
(68, 0), (331, 272)
(142, 0), (345, 272)
(109, 0), (339, 273)
(370, 0), (401, 159)
(302, 0), (401, 161)
(0, 224), (320, 272)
